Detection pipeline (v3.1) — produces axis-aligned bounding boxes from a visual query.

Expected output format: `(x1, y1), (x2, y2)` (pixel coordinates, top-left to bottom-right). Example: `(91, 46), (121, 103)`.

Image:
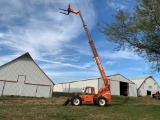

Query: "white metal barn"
(0, 52), (54, 97)
(130, 76), (159, 97)
(54, 74), (137, 97)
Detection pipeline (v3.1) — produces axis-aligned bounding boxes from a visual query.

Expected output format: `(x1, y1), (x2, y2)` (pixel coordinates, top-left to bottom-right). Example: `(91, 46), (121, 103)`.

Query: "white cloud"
(0, 0), (95, 63)
(0, 33), (4, 38)
(100, 50), (142, 60)
(0, 54), (19, 66)
(107, 1), (126, 10)
(105, 61), (116, 65)
(128, 67), (143, 71)
(39, 60), (95, 70)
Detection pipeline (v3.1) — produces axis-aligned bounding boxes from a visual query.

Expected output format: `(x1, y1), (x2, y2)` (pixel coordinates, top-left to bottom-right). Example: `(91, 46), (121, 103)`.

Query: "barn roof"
(0, 52), (55, 85)
(56, 74), (134, 84)
(130, 76), (157, 89)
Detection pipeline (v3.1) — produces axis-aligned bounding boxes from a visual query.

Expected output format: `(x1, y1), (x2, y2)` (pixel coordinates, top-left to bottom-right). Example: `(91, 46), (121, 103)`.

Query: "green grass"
(0, 93), (160, 120)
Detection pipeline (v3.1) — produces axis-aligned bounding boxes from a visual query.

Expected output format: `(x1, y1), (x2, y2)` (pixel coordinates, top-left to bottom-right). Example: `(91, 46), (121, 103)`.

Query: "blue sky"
(0, 0), (159, 84)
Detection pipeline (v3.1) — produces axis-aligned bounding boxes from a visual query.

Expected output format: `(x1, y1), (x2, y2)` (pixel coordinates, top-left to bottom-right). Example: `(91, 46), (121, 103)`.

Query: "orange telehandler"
(61, 4), (111, 107)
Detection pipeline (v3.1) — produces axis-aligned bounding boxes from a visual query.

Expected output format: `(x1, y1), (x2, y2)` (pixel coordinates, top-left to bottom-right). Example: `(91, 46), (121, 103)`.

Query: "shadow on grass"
(61, 96), (131, 107)
(111, 96), (130, 106)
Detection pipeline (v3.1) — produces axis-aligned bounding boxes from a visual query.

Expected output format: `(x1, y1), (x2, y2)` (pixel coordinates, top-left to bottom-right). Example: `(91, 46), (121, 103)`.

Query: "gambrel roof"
(130, 76), (158, 89)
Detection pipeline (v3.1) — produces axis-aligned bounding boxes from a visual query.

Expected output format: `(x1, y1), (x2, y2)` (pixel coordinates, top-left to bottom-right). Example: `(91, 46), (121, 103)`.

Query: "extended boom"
(61, 4), (111, 107)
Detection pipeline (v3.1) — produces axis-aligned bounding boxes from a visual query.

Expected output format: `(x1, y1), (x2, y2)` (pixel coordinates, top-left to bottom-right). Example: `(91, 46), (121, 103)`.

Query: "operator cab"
(84, 87), (95, 95)
(80, 87), (95, 103)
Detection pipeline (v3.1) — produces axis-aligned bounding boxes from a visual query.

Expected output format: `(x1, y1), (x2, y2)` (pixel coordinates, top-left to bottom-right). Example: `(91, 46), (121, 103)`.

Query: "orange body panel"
(80, 87), (95, 103)
(80, 86), (111, 104)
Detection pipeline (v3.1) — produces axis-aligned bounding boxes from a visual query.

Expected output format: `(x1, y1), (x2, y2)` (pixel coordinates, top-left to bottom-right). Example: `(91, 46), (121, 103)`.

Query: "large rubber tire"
(71, 96), (82, 106)
(94, 100), (97, 105)
(96, 97), (107, 107)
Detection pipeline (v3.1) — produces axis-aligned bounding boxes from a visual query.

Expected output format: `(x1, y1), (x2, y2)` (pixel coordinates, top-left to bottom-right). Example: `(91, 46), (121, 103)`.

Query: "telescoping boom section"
(61, 4), (111, 107)
(79, 12), (110, 91)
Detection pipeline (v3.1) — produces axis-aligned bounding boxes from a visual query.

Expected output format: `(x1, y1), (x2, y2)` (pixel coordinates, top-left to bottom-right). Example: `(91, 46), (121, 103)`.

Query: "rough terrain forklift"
(60, 4), (111, 107)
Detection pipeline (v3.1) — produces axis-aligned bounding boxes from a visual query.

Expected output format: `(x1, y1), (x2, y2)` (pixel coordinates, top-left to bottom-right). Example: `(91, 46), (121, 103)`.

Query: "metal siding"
(138, 84), (145, 96)
(36, 86), (51, 97)
(0, 56), (53, 86)
(130, 76), (154, 89)
(110, 81), (119, 95)
(54, 84), (63, 92)
(3, 82), (19, 96)
(0, 62), (18, 81)
(108, 75), (132, 83)
(0, 55), (54, 97)
(17, 82), (25, 96)
(138, 78), (159, 96)
(129, 84), (137, 97)
(21, 56), (53, 85)
(53, 74), (137, 97)
(98, 78), (105, 89)
(22, 84), (37, 97)
(0, 81), (4, 96)
(69, 79), (98, 93)
(54, 79), (100, 93)
(69, 82), (75, 93)
(70, 82), (83, 92)
(18, 75), (26, 82)
(62, 84), (65, 92)
(64, 83), (70, 92)
(146, 78), (159, 95)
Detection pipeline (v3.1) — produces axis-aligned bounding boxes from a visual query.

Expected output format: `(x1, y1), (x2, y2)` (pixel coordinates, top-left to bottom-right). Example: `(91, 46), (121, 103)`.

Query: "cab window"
(85, 88), (92, 95)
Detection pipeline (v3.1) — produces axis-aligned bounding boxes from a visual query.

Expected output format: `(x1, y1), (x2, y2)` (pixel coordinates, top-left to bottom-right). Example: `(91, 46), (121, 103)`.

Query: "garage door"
(110, 81), (119, 95)
(36, 86), (51, 97)
(129, 84), (137, 97)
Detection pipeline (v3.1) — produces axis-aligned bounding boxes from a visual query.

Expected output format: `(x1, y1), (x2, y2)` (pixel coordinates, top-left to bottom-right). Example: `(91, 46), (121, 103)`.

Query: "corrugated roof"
(56, 74), (134, 84)
(130, 76), (152, 89)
